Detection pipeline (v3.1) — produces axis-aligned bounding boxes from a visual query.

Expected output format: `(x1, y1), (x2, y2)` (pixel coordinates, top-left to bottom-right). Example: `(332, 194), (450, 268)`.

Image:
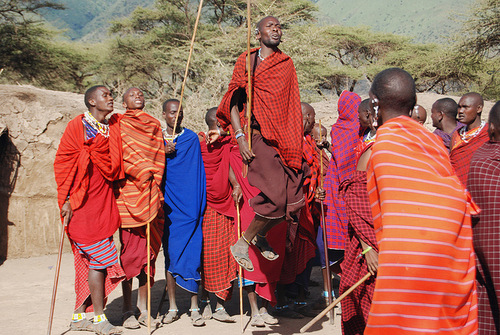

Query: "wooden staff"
(171, 0), (205, 134)
(237, 202), (244, 333)
(242, 0), (252, 178)
(147, 221), (151, 334)
(300, 273), (372, 333)
(47, 215), (68, 335)
(318, 119), (334, 324)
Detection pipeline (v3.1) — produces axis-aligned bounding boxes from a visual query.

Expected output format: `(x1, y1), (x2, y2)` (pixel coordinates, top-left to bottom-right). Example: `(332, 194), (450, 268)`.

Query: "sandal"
(213, 307), (236, 323)
(189, 308), (206, 327)
(294, 301), (316, 317)
(252, 234), (279, 261)
(69, 318), (94, 331)
(93, 320), (122, 335)
(260, 311), (279, 325)
(162, 309), (179, 324)
(121, 310), (139, 329)
(230, 238), (254, 272)
(201, 299), (212, 320)
(138, 310), (161, 328)
(250, 314), (265, 327)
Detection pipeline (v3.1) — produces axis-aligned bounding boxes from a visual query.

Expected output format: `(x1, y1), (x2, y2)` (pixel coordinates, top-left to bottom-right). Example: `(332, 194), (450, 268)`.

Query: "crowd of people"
(54, 15), (499, 335)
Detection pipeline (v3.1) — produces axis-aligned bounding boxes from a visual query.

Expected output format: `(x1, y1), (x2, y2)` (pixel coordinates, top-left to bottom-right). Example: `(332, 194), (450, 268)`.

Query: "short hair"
(462, 92), (484, 107)
(371, 68), (416, 114)
(84, 85), (106, 109)
(488, 101), (500, 130)
(255, 16), (279, 34)
(358, 99), (370, 112)
(162, 98), (180, 112)
(433, 98), (458, 119)
(205, 107), (218, 127)
(122, 87), (142, 102)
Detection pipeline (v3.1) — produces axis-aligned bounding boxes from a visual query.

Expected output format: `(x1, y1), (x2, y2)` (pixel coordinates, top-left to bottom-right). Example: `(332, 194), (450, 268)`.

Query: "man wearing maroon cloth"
(430, 97), (463, 151)
(215, 15), (304, 272)
(468, 101), (500, 335)
(450, 92), (489, 186)
(54, 85), (125, 335)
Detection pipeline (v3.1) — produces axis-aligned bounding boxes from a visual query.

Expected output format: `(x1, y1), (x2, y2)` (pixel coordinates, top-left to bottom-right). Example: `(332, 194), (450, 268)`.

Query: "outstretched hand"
(207, 130), (220, 144)
(237, 136), (255, 164)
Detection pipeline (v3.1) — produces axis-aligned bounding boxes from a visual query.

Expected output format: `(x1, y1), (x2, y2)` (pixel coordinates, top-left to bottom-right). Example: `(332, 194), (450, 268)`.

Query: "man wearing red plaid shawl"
(450, 92), (489, 186)
(468, 101), (500, 335)
(216, 16), (304, 272)
(338, 98), (378, 335)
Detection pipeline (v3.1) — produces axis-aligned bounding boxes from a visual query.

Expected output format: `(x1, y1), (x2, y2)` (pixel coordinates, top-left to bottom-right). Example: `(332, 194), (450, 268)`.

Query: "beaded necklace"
(459, 121), (485, 143)
(162, 127), (184, 142)
(364, 129), (376, 143)
(83, 111), (109, 138)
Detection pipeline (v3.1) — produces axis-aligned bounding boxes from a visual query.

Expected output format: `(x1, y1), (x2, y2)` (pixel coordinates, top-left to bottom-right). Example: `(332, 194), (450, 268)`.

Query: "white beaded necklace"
(83, 111), (109, 138)
(460, 121), (485, 143)
(258, 49), (266, 61)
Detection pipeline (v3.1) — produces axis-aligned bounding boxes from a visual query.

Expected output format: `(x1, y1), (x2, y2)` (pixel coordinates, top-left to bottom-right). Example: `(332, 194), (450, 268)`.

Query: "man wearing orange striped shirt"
(366, 68), (478, 334)
(115, 87), (165, 329)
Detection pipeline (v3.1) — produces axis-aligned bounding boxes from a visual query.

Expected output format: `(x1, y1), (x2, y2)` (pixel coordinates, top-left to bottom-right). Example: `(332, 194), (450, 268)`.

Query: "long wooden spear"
(47, 215), (68, 335)
(319, 119), (334, 325)
(171, 0), (205, 134)
(300, 273), (372, 333)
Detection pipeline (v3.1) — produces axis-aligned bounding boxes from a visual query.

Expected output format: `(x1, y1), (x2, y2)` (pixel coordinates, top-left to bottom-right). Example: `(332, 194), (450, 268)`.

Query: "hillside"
(41, 0), (474, 43)
(315, 0), (473, 43)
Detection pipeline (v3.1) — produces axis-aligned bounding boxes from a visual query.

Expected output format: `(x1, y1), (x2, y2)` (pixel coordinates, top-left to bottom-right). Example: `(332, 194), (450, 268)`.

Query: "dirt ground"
(0, 248), (342, 335)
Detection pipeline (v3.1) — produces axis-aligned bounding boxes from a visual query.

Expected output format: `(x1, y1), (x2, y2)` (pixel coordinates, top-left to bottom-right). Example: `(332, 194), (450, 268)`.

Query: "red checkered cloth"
(217, 48), (303, 170)
(303, 134), (320, 203)
(323, 91), (361, 249)
(199, 133), (235, 218)
(72, 241), (125, 312)
(468, 141), (500, 334)
(339, 170), (378, 334)
(201, 206), (237, 301)
(450, 123), (489, 186)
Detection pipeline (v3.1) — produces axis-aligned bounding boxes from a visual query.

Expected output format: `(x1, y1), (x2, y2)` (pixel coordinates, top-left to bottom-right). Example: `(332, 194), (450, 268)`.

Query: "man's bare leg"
(162, 271), (179, 324)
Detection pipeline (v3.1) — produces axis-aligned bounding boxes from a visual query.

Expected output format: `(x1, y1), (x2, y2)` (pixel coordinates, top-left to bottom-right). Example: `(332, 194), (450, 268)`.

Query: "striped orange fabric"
(366, 116), (478, 334)
(115, 109), (165, 255)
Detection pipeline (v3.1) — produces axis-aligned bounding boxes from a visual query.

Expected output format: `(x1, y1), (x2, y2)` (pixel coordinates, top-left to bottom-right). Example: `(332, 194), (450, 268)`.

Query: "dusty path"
(0, 249), (342, 335)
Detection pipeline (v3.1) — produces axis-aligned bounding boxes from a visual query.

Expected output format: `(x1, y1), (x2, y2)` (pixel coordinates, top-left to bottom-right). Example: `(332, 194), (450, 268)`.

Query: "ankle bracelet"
(72, 312), (86, 322)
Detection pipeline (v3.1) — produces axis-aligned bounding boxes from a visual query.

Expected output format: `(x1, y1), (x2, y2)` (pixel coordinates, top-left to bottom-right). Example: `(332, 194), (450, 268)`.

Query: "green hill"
(41, 0), (474, 43)
(315, 0), (474, 43)
(42, 0), (155, 40)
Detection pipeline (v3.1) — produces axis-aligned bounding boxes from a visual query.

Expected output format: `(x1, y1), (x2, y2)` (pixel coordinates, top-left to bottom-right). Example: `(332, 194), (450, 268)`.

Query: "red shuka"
(217, 48), (303, 170)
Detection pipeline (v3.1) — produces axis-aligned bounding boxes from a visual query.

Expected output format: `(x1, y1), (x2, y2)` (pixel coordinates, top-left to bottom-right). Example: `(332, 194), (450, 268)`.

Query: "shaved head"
(301, 102), (316, 135)
(411, 104), (427, 125)
(432, 98), (458, 119)
(488, 101), (500, 139)
(205, 107), (218, 129)
(371, 68), (416, 115)
(462, 92), (484, 107)
(256, 16), (279, 33)
(84, 85), (106, 109)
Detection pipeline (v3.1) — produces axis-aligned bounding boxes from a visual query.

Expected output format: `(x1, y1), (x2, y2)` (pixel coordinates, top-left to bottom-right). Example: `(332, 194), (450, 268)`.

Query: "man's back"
(366, 116), (477, 334)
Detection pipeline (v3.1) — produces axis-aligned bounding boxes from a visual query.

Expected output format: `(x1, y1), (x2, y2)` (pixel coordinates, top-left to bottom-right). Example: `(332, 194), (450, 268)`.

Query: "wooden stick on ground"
(318, 119), (334, 325)
(47, 215), (68, 335)
(300, 272), (372, 333)
(147, 221), (151, 334)
(237, 202), (244, 333)
(171, 0), (205, 134)
(242, 0), (252, 178)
